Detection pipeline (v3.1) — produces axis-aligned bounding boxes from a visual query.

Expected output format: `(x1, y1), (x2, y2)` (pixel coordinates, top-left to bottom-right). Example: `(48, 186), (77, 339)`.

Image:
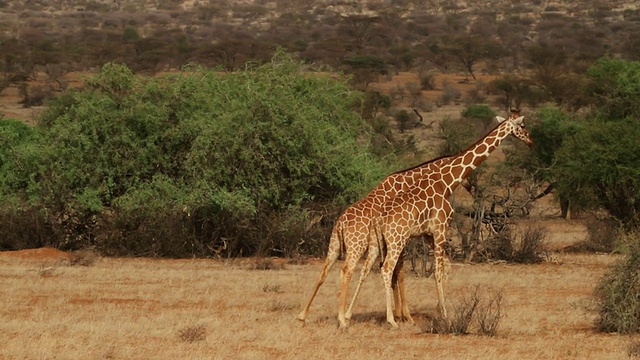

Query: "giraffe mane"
(392, 114), (526, 175)
(451, 115), (523, 158)
(391, 154), (453, 175)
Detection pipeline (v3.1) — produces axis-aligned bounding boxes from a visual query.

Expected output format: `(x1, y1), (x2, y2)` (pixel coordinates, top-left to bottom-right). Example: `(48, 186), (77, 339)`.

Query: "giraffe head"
(496, 112), (533, 147)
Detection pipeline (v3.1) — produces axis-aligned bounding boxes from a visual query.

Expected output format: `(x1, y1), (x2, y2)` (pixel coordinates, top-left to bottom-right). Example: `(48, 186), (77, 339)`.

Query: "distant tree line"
(2, 0), (640, 105)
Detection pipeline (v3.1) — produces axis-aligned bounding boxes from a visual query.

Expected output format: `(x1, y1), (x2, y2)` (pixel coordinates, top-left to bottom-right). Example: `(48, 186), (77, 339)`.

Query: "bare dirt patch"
(2, 246), (72, 262)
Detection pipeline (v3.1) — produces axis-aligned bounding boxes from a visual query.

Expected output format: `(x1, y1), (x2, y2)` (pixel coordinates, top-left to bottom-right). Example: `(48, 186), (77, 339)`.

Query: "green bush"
(594, 231), (640, 333)
(461, 104), (496, 121)
(554, 118), (640, 228)
(0, 52), (392, 256)
(0, 118), (44, 203)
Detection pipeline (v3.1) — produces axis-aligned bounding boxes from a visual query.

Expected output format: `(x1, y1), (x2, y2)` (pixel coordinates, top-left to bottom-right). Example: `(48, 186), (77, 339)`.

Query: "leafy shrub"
(0, 52), (392, 257)
(0, 119), (43, 195)
(461, 104), (496, 120)
(395, 109), (412, 132)
(0, 207), (56, 251)
(554, 117), (640, 228)
(594, 231), (640, 333)
(436, 83), (461, 106)
(438, 115), (483, 156)
(420, 73), (436, 90)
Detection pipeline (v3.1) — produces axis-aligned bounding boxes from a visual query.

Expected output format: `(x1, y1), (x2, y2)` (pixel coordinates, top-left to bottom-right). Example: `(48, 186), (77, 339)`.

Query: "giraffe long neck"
(440, 122), (512, 195)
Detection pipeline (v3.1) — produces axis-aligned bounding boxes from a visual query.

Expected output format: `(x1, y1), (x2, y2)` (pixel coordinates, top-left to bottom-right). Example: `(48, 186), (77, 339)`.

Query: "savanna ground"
(0, 218), (637, 360)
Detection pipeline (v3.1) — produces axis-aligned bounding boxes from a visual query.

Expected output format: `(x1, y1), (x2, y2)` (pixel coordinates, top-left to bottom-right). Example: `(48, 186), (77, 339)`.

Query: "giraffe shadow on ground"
(314, 309), (438, 330)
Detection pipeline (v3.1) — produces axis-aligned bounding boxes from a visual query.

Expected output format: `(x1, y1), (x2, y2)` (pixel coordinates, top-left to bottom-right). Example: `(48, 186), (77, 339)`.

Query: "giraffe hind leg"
(297, 233), (341, 322)
(345, 241), (379, 320)
(338, 247), (366, 328)
(393, 258), (413, 324)
(382, 251), (400, 328)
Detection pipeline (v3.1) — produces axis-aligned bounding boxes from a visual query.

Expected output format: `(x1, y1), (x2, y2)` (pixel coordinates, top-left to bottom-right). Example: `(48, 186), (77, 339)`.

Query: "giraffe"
(297, 153), (454, 328)
(347, 110), (528, 325)
(373, 114), (533, 328)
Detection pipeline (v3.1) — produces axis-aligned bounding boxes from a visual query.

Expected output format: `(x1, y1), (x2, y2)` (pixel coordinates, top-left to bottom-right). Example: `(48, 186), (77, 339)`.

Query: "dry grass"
(0, 222), (635, 360)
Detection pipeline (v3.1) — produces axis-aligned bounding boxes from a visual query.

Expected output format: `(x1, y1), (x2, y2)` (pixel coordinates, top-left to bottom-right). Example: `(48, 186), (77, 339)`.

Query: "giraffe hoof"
(387, 323), (400, 330)
(296, 312), (307, 322)
(338, 317), (349, 329)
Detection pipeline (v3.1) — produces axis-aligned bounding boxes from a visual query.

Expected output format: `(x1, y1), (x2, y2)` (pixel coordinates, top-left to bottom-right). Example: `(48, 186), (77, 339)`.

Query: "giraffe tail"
(321, 220), (345, 262)
(371, 219), (386, 268)
(335, 221), (345, 258)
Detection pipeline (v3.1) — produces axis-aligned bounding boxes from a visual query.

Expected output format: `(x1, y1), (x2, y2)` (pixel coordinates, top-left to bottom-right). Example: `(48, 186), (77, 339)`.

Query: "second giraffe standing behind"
(373, 114), (533, 328)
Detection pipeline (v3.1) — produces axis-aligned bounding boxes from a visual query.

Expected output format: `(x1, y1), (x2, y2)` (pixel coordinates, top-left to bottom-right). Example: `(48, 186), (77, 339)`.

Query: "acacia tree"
(521, 58), (640, 228)
(552, 58), (640, 228)
(440, 34), (503, 80)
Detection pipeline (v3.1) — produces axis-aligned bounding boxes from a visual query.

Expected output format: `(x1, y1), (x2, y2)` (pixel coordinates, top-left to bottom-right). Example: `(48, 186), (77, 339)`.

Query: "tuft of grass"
(250, 258), (285, 271)
(286, 255), (310, 265)
(628, 340), (640, 358)
(268, 301), (296, 312)
(178, 324), (207, 343)
(423, 286), (504, 336)
(481, 226), (549, 264)
(476, 289), (503, 337)
(36, 266), (56, 277)
(68, 248), (99, 266)
(513, 226), (549, 264)
(262, 284), (282, 293)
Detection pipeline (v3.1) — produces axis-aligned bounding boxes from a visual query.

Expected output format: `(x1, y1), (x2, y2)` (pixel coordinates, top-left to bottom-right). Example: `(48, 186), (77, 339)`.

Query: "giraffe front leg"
(382, 252), (400, 328)
(433, 233), (449, 321)
(394, 259), (413, 324)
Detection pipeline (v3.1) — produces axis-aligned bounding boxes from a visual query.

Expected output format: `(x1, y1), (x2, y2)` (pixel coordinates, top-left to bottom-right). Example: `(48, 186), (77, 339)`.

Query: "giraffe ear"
(496, 116), (506, 123)
(512, 116), (525, 125)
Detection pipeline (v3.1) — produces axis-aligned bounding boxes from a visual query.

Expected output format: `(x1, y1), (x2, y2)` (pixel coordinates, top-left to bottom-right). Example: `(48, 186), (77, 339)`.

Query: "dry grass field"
(0, 219), (637, 360)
